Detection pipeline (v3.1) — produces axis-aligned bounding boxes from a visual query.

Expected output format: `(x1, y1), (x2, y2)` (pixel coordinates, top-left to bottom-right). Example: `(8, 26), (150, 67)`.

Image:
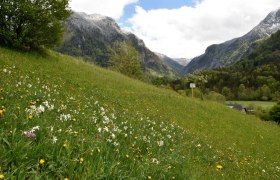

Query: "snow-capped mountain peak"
(248, 9), (280, 38)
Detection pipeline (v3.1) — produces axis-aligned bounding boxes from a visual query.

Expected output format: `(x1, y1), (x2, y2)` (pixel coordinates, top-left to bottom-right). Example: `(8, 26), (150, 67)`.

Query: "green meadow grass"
(0, 47), (280, 179)
(227, 101), (277, 109)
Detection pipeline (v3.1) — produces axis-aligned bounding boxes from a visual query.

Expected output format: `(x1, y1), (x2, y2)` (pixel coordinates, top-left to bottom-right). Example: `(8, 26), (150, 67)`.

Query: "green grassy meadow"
(0, 47), (280, 179)
(227, 101), (277, 109)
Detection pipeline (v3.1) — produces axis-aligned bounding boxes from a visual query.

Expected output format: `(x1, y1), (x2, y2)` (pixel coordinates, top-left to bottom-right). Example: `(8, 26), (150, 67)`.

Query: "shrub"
(205, 91), (226, 103)
(177, 90), (186, 96)
(109, 42), (143, 79)
(186, 88), (204, 100)
(269, 102), (280, 124)
(0, 0), (71, 49)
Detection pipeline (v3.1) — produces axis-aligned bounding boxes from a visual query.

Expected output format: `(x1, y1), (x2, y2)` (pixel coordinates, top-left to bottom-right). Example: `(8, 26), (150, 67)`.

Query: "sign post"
(190, 83), (196, 98)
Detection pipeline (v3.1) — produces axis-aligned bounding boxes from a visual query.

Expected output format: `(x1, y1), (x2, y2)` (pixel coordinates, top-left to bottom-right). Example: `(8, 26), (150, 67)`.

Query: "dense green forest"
(200, 29), (280, 101)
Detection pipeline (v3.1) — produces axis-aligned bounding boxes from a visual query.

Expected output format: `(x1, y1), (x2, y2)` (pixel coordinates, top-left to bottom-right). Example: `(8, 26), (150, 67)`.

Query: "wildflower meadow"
(0, 47), (280, 179)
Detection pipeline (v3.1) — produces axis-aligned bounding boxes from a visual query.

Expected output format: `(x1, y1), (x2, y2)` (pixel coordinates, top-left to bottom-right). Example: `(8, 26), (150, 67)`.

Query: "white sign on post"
(190, 83), (196, 98)
(190, 83), (196, 88)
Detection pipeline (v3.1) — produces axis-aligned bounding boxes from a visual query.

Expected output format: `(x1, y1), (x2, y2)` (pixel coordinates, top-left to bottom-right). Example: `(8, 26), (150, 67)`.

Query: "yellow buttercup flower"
(39, 159), (45, 165)
(216, 165), (223, 170)
(28, 115), (33, 120)
(64, 178), (69, 180)
(79, 157), (84, 164)
(63, 143), (67, 148)
(0, 174), (4, 180)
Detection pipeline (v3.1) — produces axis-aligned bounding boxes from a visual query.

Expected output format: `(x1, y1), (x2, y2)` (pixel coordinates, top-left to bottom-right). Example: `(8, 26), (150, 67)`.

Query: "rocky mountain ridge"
(58, 12), (175, 77)
(182, 9), (280, 75)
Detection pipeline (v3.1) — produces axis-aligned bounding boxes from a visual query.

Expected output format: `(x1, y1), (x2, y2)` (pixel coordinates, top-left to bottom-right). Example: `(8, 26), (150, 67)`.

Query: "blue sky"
(70, 0), (280, 58)
(119, 0), (198, 27)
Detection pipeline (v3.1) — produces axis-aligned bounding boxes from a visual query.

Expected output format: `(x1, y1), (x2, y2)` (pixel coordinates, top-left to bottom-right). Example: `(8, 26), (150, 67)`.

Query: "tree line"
(155, 29), (280, 102)
(196, 29), (280, 101)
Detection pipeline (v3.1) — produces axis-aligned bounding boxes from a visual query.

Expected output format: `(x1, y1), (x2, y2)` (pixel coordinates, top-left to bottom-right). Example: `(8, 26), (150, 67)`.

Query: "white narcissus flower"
(31, 126), (40, 131)
(157, 140), (164, 147)
(38, 105), (45, 113)
(103, 126), (109, 132)
(103, 116), (110, 124)
(52, 136), (58, 144)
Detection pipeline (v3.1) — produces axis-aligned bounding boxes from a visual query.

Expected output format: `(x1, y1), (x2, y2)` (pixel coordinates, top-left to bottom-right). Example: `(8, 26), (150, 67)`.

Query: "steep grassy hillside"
(0, 47), (280, 179)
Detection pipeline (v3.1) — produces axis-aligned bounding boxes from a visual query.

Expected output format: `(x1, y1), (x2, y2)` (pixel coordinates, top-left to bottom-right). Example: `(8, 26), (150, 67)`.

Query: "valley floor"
(227, 101), (277, 109)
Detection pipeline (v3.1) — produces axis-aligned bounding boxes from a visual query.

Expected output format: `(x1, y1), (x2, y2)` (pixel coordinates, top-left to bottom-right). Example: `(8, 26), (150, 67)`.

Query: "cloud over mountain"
(126, 0), (280, 58)
(70, 0), (138, 19)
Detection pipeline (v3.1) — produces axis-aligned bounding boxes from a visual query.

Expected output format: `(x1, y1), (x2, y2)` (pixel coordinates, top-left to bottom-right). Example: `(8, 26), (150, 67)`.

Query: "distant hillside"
(156, 53), (185, 75)
(194, 29), (280, 100)
(57, 12), (175, 77)
(174, 58), (191, 66)
(183, 9), (280, 74)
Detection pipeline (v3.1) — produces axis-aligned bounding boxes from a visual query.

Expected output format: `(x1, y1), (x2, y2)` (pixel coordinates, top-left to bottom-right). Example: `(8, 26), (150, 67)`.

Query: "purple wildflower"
(24, 131), (36, 139)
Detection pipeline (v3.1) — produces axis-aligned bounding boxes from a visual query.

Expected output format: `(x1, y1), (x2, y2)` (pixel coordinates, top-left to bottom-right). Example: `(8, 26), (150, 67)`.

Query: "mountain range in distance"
(57, 9), (280, 77)
(182, 8), (280, 74)
(155, 53), (191, 75)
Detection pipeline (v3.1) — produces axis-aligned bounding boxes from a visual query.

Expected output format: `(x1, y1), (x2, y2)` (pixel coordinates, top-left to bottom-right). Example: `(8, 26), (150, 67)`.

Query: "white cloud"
(126, 0), (280, 58)
(70, 0), (138, 19)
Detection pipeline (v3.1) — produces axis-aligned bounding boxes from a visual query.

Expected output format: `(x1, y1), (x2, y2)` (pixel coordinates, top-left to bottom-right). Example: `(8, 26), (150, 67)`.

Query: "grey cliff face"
(69, 12), (125, 42)
(182, 9), (280, 75)
(58, 12), (174, 76)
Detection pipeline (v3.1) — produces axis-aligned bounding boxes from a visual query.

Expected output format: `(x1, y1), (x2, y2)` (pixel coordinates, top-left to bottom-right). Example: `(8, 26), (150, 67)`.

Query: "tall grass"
(0, 47), (280, 179)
